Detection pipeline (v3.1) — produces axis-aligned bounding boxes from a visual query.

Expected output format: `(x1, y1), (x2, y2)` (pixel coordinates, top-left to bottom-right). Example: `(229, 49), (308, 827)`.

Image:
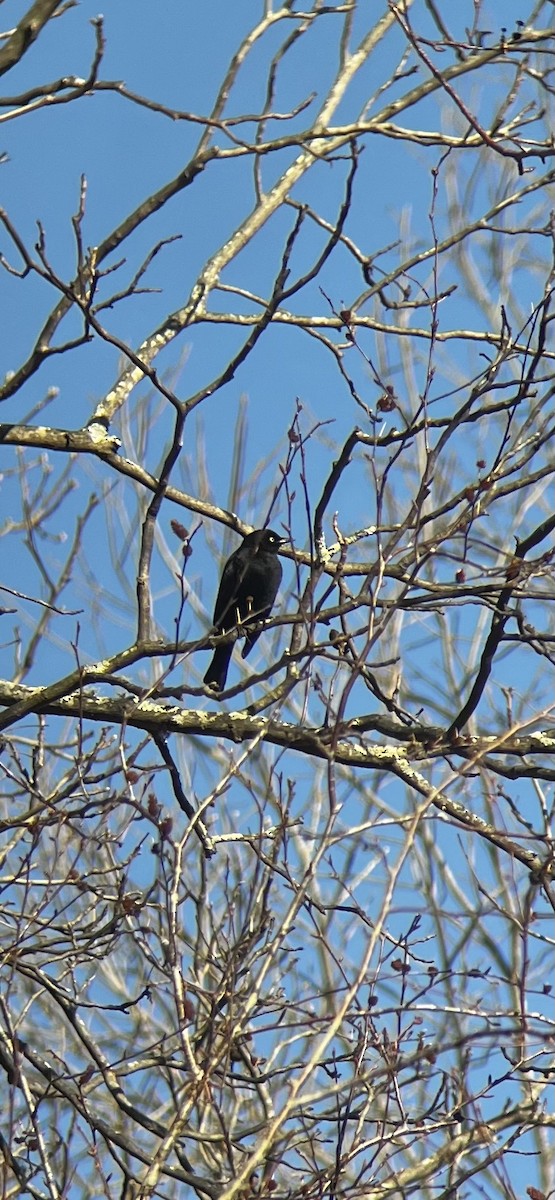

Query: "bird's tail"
(203, 644), (233, 692)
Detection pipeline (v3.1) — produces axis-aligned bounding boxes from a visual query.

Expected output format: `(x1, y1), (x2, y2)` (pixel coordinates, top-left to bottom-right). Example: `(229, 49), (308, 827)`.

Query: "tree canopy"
(1, 2), (555, 1198)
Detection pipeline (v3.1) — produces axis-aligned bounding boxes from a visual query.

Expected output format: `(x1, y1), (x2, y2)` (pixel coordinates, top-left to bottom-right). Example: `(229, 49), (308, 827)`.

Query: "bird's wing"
(212, 549), (246, 627)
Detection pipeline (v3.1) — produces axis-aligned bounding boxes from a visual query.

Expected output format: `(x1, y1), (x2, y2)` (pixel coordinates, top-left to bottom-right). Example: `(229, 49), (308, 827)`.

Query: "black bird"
(204, 528), (285, 692)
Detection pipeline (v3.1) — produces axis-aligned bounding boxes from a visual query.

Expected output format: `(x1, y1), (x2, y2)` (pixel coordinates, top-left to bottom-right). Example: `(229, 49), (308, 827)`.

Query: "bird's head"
(260, 529), (287, 552)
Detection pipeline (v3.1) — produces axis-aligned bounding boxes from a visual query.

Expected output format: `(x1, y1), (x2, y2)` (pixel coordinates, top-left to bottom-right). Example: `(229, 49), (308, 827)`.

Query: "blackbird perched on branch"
(203, 528), (285, 691)
(203, 528), (286, 692)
